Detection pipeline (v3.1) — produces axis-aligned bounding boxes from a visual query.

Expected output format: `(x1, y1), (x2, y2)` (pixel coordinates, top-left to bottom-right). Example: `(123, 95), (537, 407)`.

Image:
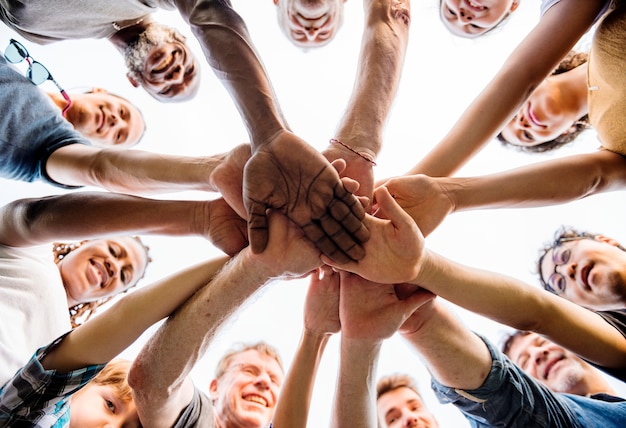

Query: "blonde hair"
(91, 359), (133, 403)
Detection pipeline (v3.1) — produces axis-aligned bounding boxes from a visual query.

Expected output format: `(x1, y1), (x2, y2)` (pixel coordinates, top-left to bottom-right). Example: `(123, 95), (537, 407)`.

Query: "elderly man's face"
(209, 350), (284, 427)
(275, 0), (346, 48)
(125, 24), (200, 102)
(377, 387), (440, 428)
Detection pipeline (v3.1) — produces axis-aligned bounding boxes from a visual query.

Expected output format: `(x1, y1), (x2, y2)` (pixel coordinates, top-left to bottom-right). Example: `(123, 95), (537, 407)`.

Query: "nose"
(531, 347), (549, 366)
(304, 26), (323, 41)
(458, 7), (475, 22)
(166, 64), (185, 84)
(517, 112), (530, 128)
(254, 371), (272, 389)
(104, 258), (120, 280)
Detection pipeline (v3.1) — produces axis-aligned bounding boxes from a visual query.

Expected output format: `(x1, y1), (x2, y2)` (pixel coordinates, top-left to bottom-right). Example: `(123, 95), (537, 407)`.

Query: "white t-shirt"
(0, 244), (71, 385)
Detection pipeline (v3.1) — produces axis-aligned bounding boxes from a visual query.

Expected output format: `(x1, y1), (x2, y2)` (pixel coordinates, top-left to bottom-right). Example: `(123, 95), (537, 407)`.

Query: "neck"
(577, 369), (616, 396)
(552, 63), (589, 120)
(46, 92), (68, 114)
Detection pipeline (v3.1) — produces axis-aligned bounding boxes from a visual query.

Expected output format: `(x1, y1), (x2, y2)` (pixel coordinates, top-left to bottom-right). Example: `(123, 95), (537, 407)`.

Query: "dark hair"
(501, 330), (532, 358)
(498, 51), (591, 153)
(535, 225), (625, 292)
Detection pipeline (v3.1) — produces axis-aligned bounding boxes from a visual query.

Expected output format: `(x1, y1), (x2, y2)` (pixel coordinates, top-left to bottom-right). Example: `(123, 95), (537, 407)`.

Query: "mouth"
(90, 259), (109, 288)
(527, 103), (543, 127)
(579, 264), (592, 290)
(97, 106), (106, 133)
(464, 0), (487, 11)
(151, 51), (176, 74)
(243, 394), (268, 407)
(543, 355), (564, 379)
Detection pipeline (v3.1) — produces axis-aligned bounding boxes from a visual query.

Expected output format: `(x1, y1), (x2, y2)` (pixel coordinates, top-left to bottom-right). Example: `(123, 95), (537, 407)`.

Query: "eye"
(121, 269), (129, 285)
(553, 246), (570, 265)
(105, 399), (116, 413)
(446, 6), (457, 17)
(185, 64), (195, 76)
(109, 245), (118, 257)
(523, 130), (534, 142)
(548, 273), (566, 294)
(159, 86), (172, 95)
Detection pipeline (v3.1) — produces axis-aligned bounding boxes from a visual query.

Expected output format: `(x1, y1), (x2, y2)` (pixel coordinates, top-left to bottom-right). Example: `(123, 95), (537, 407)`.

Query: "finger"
(330, 158), (347, 175)
(318, 210), (365, 262)
(340, 175), (360, 195)
(301, 222), (351, 264)
(327, 198), (370, 248)
(247, 201), (269, 254)
(374, 187), (414, 230)
(394, 283), (423, 300)
(401, 288), (436, 311)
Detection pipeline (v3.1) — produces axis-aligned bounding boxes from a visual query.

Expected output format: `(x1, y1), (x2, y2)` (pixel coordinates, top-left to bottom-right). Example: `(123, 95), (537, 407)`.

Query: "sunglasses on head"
(4, 39), (72, 116)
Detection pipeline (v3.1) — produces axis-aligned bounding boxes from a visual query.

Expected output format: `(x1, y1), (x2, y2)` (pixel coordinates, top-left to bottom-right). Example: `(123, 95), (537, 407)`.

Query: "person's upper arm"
(132, 374), (197, 428)
(409, 0), (606, 177)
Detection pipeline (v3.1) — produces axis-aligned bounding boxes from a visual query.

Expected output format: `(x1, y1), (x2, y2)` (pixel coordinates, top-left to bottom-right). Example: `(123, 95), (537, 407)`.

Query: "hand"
(339, 273), (435, 340)
(252, 209), (322, 279)
(322, 144), (374, 213)
(206, 197), (248, 256)
(211, 143), (251, 219)
(243, 131), (369, 263)
(322, 187), (424, 284)
(377, 174), (454, 237)
(304, 270), (341, 336)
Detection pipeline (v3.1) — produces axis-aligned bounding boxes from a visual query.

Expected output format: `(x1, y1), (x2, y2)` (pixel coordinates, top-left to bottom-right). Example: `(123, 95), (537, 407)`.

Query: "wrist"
(329, 138), (377, 166)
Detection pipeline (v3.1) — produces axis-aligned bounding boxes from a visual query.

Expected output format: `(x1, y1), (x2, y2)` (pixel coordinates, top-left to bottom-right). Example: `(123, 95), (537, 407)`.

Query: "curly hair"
(535, 225), (625, 292)
(53, 237), (151, 328)
(498, 50), (591, 153)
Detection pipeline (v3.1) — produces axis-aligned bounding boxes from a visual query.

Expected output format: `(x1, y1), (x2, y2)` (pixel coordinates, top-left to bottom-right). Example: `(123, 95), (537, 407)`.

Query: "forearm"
(439, 150), (626, 212)
(42, 256), (229, 372)
(412, 251), (626, 368)
(331, 338), (381, 428)
(0, 192), (211, 247)
(334, 0), (409, 157)
(273, 330), (330, 428)
(401, 302), (491, 390)
(129, 248), (274, 426)
(175, 0), (286, 147)
(47, 144), (225, 193)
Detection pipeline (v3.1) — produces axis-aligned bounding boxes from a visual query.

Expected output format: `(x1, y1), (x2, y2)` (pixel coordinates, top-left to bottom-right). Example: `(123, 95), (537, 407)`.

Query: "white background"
(1, 0), (626, 426)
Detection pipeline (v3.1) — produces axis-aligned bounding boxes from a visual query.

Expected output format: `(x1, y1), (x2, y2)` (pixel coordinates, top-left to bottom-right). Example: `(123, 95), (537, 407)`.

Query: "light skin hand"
(339, 273), (436, 341)
(205, 197), (248, 256)
(323, 144), (375, 213)
(322, 186), (424, 284)
(210, 143), (251, 219)
(304, 270), (341, 337)
(377, 174), (455, 237)
(243, 130), (369, 264)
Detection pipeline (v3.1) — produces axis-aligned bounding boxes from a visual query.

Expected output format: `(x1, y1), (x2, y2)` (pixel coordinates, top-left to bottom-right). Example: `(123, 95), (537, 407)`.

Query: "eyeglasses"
(4, 39), (72, 116)
(542, 236), (587, 294)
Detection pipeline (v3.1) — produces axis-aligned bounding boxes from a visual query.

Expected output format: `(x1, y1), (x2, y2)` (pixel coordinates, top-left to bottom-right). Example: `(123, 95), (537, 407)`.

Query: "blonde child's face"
(70, 383), (140, 427)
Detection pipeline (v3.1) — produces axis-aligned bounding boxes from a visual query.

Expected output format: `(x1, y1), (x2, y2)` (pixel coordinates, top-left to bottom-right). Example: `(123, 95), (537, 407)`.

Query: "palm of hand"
(304, 273), (341, 335)
(244, 133), (368, 263)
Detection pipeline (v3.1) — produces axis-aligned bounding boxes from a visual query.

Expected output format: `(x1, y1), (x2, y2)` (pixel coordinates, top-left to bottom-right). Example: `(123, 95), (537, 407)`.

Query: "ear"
(273, 0), (278, 4)
(595, 234), (621, 247)
(209, 379), (220, 402)
(126, 73), (140, 88)
(510, 0), (520, 12)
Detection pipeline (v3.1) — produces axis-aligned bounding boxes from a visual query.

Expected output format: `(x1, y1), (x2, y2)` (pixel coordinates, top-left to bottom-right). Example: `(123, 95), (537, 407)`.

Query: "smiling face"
(124, 23), (200, 102)
(440, 0), (518, 38)
(210, 349), (284, 428)
(57, 237), (149, 308)
(275, 0), (345, 48)
(70, 383), (141, 428)
(377, 387), (440, 428)
(500, 79), (580, 148)
(65, 89), (145, 148)
(539, 236), (626, 310)
(506, 333), (593, 395)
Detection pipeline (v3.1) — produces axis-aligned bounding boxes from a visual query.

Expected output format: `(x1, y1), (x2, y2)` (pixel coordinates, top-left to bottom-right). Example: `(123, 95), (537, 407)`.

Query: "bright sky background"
(2, 0), (626, 426)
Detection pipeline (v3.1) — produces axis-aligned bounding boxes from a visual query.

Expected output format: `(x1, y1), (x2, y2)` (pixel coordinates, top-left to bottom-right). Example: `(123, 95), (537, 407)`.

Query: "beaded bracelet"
(329, 138), (377, 166)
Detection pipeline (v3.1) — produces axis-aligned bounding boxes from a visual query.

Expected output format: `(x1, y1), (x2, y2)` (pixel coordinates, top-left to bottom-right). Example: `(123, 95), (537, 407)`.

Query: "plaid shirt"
(0, 333), (105, 427)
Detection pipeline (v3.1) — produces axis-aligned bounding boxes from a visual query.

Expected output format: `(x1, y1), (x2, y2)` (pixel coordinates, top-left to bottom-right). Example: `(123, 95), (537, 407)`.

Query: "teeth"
(468, 0), (486, 9)
(154, 54), (173, 73)
(244, 395), (267, 407)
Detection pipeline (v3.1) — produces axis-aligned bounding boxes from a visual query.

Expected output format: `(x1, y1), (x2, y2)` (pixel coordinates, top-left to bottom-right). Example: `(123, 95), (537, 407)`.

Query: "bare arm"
(399, 300), (492, 390)
(172, 0), (368, 261)
(40, 255), (229, 372)
(128, 210), (321, 428)
(409, 0), (604, 177)
(272, 271), (340, 428)
(0, 192), (248, 256)
(324, 0), (410, 206)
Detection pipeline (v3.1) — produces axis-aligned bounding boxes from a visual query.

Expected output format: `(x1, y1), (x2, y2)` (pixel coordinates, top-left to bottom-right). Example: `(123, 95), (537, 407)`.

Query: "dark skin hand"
(243, 131), (369, 263)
